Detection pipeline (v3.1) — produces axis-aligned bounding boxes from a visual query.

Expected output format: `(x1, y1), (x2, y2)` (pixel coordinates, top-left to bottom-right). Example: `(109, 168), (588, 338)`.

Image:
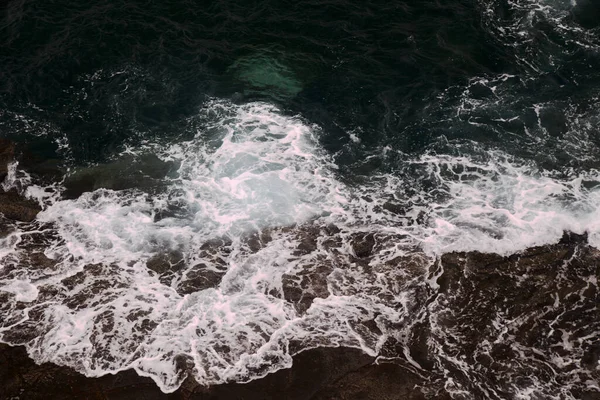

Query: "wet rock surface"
(1, 229), (597, 399)
(0, 344), (420, 400)
(62, 154), (175, 199)
(427, 235), (600, 399)
(0, 154), (598, 399)
(0, 138), (15, 182)
(0, 189), (41, 222)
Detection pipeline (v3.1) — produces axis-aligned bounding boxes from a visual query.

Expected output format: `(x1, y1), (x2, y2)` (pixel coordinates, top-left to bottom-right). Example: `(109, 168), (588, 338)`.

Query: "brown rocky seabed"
(0, 139), (598, 399)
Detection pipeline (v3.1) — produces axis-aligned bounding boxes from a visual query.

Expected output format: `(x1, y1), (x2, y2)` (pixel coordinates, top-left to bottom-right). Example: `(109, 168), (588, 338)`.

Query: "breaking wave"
(1, 99), (600, 394)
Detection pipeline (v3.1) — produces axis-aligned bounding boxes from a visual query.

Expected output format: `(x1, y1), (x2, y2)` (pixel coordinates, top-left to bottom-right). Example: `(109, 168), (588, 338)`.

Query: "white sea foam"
(412, 151), (600, 255)
(36, 101), (345, 263)
(1, 99), (600, 393)
(1, 279), (39, 302)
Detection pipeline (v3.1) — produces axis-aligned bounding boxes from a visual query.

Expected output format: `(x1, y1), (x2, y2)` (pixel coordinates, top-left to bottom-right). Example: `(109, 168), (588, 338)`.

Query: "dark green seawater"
(2, 0), (598, 171)
(1, 0), (600, 398)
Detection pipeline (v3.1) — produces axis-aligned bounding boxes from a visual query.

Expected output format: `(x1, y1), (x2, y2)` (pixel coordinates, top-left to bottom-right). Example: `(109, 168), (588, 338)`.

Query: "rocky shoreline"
(0, 140), (598, 399)
(1, 233), (598, 399)
(1, 343), (433, 400)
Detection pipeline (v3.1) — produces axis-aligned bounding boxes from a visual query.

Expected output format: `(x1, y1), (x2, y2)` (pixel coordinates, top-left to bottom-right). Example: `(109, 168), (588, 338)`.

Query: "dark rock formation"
(2, 232), (597, 399)
(0, 189), (41, 222)
(0, 138), (15, 182)
(0, 344), (429, 400)
(428, 237), (600, 399)
(313, 361), (436, 400)
(0, 343), (178, 400)
(62, 154), (174, 199)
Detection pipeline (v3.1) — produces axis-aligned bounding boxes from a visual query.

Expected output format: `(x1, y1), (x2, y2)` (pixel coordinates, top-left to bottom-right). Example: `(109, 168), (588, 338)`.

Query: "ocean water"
(0, 0), (599, 397)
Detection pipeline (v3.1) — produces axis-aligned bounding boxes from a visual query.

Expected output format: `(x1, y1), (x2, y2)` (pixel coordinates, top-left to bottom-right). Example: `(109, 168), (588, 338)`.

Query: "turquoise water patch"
(228, 52), (304, 100)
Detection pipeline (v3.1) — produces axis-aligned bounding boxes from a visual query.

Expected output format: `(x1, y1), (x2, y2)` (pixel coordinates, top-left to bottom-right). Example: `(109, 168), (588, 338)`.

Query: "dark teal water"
(1, 1), (600, 397)
(3, 0), (599, 173)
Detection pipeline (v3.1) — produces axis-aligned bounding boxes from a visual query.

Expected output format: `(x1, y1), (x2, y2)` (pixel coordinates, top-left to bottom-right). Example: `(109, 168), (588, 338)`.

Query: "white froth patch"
(2, 161), (62, 207)
(1, 279), (39, 302)
(37, 101), (343, 262)
(39, 190), (159, 263)
(412, 152), (600, 255)
(169, 102), (338, 235)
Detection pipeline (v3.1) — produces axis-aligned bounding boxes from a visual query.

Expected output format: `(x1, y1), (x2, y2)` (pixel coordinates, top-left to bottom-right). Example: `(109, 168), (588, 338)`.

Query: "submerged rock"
(0, 343), (433, 400)
(0, 189), (41, 222)
(282, 262), (333, 314)
(62, 153), (175, 199)
(0, 138), (15, 182)
(429, 236), (600, 399)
